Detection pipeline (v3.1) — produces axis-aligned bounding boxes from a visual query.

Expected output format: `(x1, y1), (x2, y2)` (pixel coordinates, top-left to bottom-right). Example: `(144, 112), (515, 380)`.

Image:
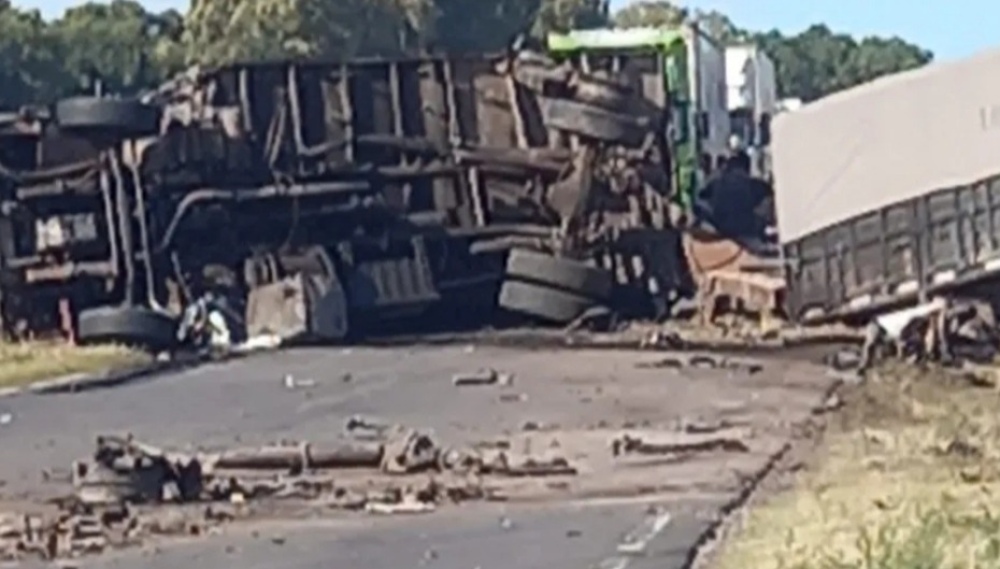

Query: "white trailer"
(773, 48), (1000, 322)
(691, 28), (732, 161)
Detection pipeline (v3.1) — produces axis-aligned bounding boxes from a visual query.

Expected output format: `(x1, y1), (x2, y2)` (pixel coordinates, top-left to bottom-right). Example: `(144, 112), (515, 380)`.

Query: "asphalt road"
(0, 344), (838, 568)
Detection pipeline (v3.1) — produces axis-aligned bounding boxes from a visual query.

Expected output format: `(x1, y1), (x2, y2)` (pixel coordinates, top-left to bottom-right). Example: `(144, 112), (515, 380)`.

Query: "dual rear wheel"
(498, 249), (613, 324)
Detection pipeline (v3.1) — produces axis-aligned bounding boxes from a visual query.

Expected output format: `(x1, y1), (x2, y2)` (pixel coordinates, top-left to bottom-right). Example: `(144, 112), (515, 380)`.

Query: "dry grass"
(717, 363), (1000, 569)
(0, 341), (149, 388)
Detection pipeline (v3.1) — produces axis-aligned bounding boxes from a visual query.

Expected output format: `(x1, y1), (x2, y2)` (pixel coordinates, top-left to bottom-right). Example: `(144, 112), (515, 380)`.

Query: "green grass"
(0, 341), (150, 388)
(717, 363), (1000, 569)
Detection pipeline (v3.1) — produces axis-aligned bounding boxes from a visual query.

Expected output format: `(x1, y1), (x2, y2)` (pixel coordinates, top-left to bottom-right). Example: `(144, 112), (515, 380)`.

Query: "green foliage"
(0, 0), (934, 107)
(52, 0), (182, 93)
(753, 25), (933, 101)
(613, 0), (687, 28)
(0, 3), (69, 106)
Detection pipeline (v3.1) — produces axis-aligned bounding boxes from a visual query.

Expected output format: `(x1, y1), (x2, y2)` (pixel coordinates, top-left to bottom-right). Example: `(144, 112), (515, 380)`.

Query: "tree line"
(0, 0), (933, 108)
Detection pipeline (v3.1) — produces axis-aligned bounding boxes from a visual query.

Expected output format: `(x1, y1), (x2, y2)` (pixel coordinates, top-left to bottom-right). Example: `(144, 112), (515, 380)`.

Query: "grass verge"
(0, 341), (150, 388)
(716, 363), (1000, 569)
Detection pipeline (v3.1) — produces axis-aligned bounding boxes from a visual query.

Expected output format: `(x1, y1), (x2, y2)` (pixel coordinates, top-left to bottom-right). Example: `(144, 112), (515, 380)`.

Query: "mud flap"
(245, 272), (349, 342)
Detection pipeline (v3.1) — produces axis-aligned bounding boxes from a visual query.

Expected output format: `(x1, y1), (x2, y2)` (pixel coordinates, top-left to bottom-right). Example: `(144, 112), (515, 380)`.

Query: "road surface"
(0, 343), (838, 568)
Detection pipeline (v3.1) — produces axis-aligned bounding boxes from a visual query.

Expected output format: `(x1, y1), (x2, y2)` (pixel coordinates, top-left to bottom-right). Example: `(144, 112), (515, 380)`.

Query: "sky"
(12, 0), (992, 62)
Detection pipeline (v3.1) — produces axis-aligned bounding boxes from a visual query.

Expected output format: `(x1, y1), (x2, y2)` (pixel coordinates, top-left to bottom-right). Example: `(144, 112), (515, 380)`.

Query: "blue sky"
(13, 0), (990, 61)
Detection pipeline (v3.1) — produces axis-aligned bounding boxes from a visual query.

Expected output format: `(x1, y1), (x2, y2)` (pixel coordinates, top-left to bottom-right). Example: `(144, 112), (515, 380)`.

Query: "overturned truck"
(0, 47), (697, 346)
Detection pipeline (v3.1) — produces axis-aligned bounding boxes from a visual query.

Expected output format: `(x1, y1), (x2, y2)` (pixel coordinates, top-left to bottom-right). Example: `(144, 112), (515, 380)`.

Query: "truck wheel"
(539, 98), (649, 146)
(498, 280), (599, 324)
(77, 306), (178, 351)
(505, 248), (613, 300)
(73, 463), (138, 504)
(55, 97), (160, 137)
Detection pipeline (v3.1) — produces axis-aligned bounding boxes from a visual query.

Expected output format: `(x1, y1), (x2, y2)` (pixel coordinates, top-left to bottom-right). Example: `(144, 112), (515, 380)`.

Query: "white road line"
(594, 508), (672, 569)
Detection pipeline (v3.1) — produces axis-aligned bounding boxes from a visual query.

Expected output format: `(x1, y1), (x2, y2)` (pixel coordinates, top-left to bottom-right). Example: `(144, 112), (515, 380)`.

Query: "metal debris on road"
(498, 393), (528, 403)
(344, 415), (391, 438)
(635, 354), (763, 374)
(1, 422), (579, 562)
(611, 434), (750, 457)
(365, 497), (436, 515)
(452, 368), (515, 387)
(681, 418), (742, 434)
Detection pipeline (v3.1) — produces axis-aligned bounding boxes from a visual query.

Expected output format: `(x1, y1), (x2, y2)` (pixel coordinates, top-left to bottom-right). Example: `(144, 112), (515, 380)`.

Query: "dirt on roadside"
(712, 362), (1000, 569)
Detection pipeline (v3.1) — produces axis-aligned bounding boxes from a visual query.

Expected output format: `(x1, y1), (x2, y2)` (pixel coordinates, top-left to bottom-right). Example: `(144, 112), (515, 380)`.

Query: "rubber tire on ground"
(505, 248), (613, 300)
(54, 97), (160, 137)
(539, 98), (649, 146)
(498, 280), (600, 324)
(77, 305), (178, 351)
(75, 464), (137, 504)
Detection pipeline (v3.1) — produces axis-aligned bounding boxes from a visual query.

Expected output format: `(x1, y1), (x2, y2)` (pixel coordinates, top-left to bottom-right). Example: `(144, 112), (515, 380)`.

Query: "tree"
(532, 0), (609, 36)
(182, 0), (322, 65)
(428, 0), (536, 53)
(754, 25), (932, 100)
(612, 0), (686, 28)
(0, 2), (69, 106)
(850, 36), (932, 85)
(0, 0), (936, 107)
(181, 0), (422, 65)
(51, 1), (182, 95)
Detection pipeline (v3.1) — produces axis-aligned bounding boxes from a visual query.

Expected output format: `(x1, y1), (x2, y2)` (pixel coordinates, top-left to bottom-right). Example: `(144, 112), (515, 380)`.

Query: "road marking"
(595, 508), (672, 569)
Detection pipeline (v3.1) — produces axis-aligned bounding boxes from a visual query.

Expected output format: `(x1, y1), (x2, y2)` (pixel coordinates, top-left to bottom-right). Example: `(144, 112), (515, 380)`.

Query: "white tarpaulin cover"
(772, 47), (1000, 243)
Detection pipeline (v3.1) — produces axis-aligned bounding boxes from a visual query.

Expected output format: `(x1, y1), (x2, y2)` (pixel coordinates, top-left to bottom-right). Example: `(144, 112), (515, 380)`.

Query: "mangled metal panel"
(772, 47), (1000, 244)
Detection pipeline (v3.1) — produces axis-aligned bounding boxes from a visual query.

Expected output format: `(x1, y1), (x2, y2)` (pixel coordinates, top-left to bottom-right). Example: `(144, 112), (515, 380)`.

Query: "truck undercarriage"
(0, 48), (710, 347)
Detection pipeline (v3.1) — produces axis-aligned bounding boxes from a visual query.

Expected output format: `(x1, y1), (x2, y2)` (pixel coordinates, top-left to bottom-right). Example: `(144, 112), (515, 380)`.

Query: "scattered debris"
(636, 354), (763, 374)
(2, 424), (579, 562)
(344, 416), (391, 438)
(0, 413), (11, 426)
(452, 368), (514, 387)
(639, 330), (684, 350)
(282, 375), (316, 389)
(211, 441), (383, 471)
(682, 418), (741, 434)
(365, 496), (436, 515)
(824, 349), (861, 371)
(611, 434), (750, 457)
(811, 393), (844, 415)
(493, 457), (577, 477)
(499, 393), (528, 403)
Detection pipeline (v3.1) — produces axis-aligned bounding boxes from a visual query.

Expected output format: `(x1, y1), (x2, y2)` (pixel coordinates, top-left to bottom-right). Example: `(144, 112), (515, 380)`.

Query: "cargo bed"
(784, 174), (1000, 322)
(772, 47), (1000, 322)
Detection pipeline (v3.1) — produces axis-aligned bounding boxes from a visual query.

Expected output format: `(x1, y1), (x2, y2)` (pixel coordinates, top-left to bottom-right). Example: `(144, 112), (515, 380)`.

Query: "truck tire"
(55, 97), (160, 137)
(539, 98), (649, 146)
(505, 249), (613, 300)
(498, 280), (599, 324)
(74, 464), (137, 505)
(77, 306), (178, 351)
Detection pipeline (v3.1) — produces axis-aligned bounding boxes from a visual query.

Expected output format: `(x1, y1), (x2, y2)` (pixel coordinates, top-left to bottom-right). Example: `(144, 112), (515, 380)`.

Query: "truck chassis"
(0, 48), (696, 347)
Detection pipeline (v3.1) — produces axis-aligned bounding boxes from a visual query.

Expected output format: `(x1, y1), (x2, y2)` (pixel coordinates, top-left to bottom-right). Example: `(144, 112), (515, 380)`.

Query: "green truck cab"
(546, 26), (730, 212)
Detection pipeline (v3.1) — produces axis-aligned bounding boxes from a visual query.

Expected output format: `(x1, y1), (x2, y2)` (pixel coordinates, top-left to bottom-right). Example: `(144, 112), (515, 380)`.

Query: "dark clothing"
(725, 150), (751, 174)
(693, 169), (772, 238)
